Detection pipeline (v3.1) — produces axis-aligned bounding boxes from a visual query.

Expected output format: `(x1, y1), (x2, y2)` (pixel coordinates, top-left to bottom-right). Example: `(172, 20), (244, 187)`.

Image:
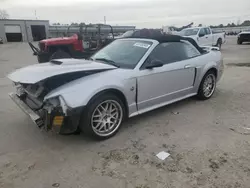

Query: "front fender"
(44, 73), (136, 109)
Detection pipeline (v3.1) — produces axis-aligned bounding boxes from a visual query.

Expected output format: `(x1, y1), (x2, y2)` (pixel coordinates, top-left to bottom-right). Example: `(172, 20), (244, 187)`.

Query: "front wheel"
(50, 50), (71, 61)
(37, 53), (50, 63)
(80, 93), (125, 139)
(197, 71), (216, 100)
(216, 39), (222, 50)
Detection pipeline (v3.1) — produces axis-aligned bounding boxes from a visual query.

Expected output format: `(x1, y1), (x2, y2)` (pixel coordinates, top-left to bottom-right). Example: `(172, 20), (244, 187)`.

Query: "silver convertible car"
(8, 35), (223, 139)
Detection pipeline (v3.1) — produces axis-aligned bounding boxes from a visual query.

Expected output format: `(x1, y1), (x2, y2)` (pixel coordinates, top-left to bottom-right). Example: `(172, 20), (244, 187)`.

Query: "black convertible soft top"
(127, 30), (205, 53)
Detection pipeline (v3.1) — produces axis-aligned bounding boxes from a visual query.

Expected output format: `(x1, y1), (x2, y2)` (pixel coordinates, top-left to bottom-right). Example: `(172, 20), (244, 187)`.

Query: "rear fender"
(202, 61), (218, 79)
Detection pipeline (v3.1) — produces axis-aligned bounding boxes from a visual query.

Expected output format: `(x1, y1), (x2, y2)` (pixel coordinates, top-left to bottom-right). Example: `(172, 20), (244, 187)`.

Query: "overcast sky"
(1, 0), (250, 28)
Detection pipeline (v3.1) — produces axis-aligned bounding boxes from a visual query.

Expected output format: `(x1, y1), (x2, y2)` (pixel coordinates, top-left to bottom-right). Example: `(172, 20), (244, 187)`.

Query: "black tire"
(237, 40), (242, 45)
(37, 54), (50, 63)
(50, 50), (71, 61)
(80, 93), (126, 140)
(197, 70), (216, 100)
(216, 38), (222, 50)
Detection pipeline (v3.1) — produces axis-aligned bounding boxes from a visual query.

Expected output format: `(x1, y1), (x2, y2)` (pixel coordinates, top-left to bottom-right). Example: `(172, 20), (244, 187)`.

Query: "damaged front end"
(7, 58), (117, 134)
(9, 81), (82, 134)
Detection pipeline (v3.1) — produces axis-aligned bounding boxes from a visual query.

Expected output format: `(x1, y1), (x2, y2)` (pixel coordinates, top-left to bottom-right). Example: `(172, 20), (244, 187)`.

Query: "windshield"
(91, 39), (152, 69)
(180, 28), (199, 36)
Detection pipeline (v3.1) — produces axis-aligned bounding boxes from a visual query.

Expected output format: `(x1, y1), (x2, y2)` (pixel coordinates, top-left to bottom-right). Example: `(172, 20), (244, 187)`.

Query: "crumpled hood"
(8, 59), (116, 84)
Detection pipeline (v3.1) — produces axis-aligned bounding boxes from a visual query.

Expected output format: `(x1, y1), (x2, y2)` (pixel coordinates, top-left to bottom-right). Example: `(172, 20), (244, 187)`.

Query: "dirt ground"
(0, 37), (250, 188)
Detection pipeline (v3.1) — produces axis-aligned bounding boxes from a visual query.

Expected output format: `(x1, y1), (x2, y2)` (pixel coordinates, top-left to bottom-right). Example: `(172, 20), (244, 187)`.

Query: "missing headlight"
(46, 96), (69, 115)
(47, 97), (60, 107)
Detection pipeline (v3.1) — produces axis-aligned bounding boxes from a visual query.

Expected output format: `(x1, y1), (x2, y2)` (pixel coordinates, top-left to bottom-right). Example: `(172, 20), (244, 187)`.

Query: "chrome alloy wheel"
(203, 74), (216, 98)
(91, 100), (123, 137)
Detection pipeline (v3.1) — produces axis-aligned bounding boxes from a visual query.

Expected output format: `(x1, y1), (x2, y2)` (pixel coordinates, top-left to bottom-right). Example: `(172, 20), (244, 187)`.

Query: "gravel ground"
(0, 36), (250, 188)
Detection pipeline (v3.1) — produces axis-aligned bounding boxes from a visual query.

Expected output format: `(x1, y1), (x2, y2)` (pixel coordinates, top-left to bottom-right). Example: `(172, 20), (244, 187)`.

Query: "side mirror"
(199, 33), (205, 37)
(145, 60), (163, 69)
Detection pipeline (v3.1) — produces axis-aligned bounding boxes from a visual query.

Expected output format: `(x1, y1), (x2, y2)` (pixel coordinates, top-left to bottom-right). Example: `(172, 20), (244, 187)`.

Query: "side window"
(205, 28), (211, 35)
(199, 28), (206, 36)
(147, 42), (188, 65)
(183, 42), (201, 58)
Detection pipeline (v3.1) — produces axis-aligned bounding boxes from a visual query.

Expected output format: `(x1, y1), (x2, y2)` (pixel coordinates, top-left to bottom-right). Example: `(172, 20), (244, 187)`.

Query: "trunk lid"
(8, 59), (116, 84)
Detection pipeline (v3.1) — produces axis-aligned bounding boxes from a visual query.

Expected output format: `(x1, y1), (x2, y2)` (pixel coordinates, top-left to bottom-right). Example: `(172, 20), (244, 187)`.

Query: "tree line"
(209, 20), (250, 28)
(52, 23), (88, 26)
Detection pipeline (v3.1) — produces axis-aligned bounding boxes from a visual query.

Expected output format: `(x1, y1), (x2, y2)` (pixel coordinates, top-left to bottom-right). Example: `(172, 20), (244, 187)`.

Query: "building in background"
(0, 19), (135, 43)
(0, 19), (49, 43)
(48, 25), (136, 38)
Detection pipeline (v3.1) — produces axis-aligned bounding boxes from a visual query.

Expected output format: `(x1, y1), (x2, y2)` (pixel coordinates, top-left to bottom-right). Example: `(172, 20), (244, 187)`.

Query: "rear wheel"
(37, 54), (50, 63)
(237, 40), (242, 45)
(80, 93), (125, 139)
(197, 71), (216, 100)
(216, 38), (222, 50)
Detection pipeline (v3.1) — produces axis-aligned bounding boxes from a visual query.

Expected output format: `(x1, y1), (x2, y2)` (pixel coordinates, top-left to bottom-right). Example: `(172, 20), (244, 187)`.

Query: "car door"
(198, 28), (209, 46)
(204, 27), (213, 46)
(137, 42), (198, 112)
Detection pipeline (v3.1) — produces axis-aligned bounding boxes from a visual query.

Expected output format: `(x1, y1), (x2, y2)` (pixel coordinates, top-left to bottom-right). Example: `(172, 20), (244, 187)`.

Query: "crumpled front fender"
(44, 72), (136, 110)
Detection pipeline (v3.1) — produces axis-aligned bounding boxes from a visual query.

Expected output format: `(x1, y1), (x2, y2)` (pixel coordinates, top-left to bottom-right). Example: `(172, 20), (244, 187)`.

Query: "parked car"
(237, 31), (250, 44)
(180, 27), (226, 49)
(8, 35), (224, 139)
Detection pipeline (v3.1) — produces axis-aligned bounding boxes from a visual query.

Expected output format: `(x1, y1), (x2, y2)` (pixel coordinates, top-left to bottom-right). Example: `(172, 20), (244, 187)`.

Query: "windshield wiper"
(94, 58), (120, 68)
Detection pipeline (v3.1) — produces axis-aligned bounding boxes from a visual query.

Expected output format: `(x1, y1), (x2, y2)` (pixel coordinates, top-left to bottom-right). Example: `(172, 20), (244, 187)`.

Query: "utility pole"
(104, 16), (106, 24)
(35, 10), (37, 20)
(237, 18), (241, 26)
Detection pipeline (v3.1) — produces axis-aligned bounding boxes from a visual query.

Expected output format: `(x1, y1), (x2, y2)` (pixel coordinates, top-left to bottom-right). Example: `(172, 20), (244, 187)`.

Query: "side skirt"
(129, 93), (197, 118)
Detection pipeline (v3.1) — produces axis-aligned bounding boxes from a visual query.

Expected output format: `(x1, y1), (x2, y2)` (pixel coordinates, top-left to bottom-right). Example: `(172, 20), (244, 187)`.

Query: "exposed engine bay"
(12, 69), (108, 133)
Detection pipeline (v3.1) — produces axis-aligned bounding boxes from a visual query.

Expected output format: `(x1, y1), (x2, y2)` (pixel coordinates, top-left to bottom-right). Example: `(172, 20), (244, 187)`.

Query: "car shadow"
(56, 97), (198, 143)
(121, 97), (195, 130)
(241, 43), (250, 45)
(15, 91), (222, 152)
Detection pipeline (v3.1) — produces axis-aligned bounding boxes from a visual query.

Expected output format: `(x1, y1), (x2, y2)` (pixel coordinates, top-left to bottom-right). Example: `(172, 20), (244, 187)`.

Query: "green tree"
(241, 20), (250, 26)
(231, 23), (236, 27)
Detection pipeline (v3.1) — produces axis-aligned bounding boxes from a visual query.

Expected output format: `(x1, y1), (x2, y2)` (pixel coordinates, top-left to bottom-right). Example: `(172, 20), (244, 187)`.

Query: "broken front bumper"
(9, 92), (82, 134)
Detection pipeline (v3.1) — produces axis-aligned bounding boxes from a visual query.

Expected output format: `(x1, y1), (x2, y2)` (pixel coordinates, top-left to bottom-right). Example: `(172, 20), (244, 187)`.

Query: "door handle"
(184, 64), (192, 69)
